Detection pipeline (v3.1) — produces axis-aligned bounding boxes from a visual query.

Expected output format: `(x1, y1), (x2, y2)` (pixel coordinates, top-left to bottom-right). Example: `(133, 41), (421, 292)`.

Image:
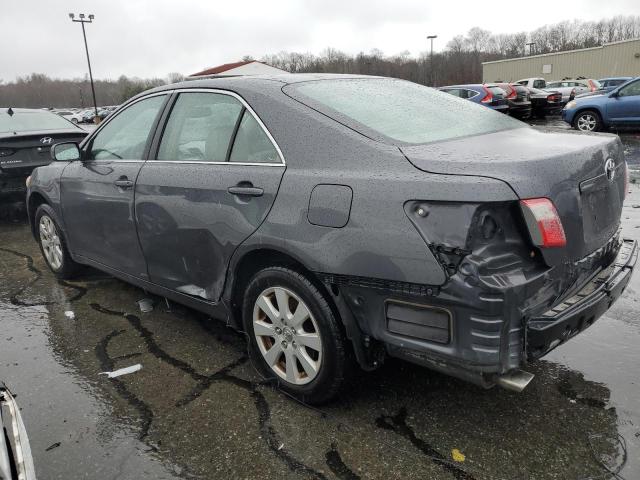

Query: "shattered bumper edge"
(0, 384), (37, 480)
(527, 238), (637, 360)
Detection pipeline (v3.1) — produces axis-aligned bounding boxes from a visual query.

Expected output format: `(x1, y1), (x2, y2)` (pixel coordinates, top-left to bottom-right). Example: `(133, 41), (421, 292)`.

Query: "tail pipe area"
(494, 369), (535, 392)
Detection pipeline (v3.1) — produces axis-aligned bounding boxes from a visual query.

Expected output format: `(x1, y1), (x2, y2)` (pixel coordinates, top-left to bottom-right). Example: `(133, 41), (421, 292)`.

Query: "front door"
(135, 90), (285, 301)
(607, 79), (640, 124)
(61, 94), (168, 279)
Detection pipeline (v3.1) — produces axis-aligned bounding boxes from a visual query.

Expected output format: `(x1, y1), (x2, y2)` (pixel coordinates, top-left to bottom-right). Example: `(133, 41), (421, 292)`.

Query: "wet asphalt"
(1, 118), (639, 480)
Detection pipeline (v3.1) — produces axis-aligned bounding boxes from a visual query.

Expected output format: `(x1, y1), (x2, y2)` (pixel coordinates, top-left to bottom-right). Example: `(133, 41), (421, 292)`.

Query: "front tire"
(35, 204), (80, 279)
(573, 110), (602, 132)
(243, 266), (348, 404)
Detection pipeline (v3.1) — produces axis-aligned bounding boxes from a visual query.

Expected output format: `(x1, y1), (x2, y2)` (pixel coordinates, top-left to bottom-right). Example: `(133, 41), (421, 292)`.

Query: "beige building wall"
(482, 39), (640, 82)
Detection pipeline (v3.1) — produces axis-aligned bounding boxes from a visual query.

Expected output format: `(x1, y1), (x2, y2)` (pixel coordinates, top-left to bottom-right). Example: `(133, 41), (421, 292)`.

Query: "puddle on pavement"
(1, 122), (639, 479)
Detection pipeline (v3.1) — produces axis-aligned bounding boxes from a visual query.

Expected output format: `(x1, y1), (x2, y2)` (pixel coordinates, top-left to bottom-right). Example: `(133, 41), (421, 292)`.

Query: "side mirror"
(609, 90), (619, 98)
(51, 142), (81, 162)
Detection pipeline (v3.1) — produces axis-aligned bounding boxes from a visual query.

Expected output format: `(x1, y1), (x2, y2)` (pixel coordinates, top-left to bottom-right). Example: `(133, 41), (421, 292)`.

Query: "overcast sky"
(1, 0), (638, 81)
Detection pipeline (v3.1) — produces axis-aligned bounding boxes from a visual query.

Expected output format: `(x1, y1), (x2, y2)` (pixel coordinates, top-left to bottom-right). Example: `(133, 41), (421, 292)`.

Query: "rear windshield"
(286, 79), (523, 145)
(487, 86), (506, 96)
(0, 110), (74, 133)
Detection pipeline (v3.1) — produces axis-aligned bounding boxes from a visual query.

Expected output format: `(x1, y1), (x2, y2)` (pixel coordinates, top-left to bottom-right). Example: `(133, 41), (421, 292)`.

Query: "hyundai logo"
(40, 137), (53, 145)
(604, 158), (616, 182)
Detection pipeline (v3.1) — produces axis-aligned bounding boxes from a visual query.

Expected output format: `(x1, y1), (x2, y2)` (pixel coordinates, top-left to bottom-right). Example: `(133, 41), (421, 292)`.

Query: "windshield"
(286, 78), (524, 145)
(0, 110), (75, 133)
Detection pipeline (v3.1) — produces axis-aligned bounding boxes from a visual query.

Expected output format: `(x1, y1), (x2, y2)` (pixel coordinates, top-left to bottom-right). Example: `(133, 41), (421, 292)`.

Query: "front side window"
(88, 95), (165, 160)
(619, 80), (640, 97)
(229, 110), (279, 163)
(157, 92), (243, 162)
(286, 78), (524, 145)
(533, 80), (546, 89)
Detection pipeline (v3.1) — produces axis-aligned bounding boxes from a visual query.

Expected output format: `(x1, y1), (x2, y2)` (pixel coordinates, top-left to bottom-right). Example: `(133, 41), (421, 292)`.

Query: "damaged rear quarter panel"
(227, 83), (519, 289)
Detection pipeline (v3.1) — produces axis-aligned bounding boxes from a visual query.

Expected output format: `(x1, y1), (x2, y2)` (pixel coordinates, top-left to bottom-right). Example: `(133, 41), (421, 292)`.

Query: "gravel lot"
(1, 117), (639, 480)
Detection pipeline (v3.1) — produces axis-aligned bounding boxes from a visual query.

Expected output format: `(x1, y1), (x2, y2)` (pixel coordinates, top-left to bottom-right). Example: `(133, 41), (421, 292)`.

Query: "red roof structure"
(190, 60), (265, 77)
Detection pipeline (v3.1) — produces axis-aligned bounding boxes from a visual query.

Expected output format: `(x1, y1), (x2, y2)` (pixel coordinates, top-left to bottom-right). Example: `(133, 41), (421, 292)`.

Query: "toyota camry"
(26, 75), (636, 403)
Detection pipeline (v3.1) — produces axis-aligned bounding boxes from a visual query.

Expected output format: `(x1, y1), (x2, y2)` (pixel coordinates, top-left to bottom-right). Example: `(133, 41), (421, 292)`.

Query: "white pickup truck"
(515, 77), (547, 89)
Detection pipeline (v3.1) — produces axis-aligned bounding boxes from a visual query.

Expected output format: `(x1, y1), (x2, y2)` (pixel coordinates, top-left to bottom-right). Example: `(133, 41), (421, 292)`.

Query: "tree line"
(0, 73), (184, 109)
(1, 15), (638, 108)
(263, 15), (640, 86)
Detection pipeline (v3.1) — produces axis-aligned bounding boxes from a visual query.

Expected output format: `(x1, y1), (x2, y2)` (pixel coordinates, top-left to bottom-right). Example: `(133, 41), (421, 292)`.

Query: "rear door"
(61, 93), (168, 279)
(607, 79), (640, 124)
(135, 90), (285, 302)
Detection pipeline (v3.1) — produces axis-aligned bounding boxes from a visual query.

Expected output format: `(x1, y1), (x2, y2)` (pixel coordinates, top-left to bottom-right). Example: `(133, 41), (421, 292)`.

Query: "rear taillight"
(520, 198), (567, 248)
(506, 85), (517, 100)
(589, 80), (596, 92)
(480, 86), (493, 103)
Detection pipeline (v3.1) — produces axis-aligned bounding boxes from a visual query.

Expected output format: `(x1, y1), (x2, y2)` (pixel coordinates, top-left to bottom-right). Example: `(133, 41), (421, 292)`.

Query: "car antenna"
(7, 107), (14, 116)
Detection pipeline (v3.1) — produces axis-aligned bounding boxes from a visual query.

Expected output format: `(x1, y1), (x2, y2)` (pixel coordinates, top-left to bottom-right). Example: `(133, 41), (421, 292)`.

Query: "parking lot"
(1, 118), (639, 480)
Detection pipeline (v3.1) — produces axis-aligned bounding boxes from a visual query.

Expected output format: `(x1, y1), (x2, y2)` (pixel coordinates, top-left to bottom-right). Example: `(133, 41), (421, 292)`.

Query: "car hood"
(401, 127), (626, 261)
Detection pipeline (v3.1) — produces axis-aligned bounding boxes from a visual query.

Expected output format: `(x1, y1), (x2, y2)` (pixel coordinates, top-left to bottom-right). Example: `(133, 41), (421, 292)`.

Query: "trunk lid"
(0, 130), (87, 177)
(401, 127), (625, 263)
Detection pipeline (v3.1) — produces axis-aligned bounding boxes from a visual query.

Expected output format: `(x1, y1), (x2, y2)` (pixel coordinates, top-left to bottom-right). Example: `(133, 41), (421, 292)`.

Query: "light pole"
(69, 13), (98, 117)
(427, 35), (437, 87)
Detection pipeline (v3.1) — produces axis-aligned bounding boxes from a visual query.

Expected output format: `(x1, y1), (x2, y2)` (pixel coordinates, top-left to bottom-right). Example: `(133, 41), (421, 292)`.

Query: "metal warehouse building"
(482, 38), (640, 83)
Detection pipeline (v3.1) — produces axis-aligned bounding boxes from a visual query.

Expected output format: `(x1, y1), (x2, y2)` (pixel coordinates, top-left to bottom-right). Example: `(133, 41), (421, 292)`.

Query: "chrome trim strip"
(149, 160), (285, 167)
(82, 88), (287, 166)
(82, 91), (171, 144)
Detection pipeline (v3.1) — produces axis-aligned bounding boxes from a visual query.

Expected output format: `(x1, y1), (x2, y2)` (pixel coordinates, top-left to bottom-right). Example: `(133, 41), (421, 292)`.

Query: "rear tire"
(242, 266), (349, 404)
(35, 204), (80, 279)
(573, 110), (602, 132)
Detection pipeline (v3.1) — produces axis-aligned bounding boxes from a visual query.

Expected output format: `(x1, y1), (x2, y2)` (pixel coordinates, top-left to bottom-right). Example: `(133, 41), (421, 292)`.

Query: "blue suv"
(562, 77), (640, 131)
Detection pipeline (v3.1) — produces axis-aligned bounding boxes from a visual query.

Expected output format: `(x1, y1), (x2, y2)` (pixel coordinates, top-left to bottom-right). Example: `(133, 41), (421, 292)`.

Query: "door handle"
(228, 185), (264, 197)
(114, 178), (134, 189)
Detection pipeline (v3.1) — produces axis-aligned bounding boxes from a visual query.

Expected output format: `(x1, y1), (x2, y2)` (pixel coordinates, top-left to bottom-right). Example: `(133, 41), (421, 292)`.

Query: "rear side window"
(229, 111), (280, 164)
(286, 79), (523, 145)
(88, 95), (165, 160)
(158, 92), (243, 162)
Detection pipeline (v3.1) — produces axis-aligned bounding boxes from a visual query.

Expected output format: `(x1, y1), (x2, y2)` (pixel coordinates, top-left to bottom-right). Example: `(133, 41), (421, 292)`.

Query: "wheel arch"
(225, 246), (376, 371)
(226, 247), (329, 329)
(27, 191), (49, 239)
(573, 106), (605, 125)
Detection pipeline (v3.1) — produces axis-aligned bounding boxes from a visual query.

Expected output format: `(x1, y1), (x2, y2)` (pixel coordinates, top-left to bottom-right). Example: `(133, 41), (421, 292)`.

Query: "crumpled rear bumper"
(527, 238), (637, 359)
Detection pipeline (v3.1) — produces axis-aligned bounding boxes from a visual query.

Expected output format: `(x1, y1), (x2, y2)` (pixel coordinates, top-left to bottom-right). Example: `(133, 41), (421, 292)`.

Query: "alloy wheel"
(577, 114), (597, 131)
(39, 215), (63, 270)
(253, 286), (322, 385)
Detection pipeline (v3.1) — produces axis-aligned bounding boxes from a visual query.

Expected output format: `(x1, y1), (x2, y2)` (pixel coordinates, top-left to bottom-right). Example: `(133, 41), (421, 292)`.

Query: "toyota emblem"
(604, 158), (616, 182)
(40, 137), (53, 145)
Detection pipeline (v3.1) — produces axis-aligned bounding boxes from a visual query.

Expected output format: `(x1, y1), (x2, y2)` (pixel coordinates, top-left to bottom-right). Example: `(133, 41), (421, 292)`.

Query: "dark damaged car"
(26, 75), (637, 403)
(1, 108), (87, 196)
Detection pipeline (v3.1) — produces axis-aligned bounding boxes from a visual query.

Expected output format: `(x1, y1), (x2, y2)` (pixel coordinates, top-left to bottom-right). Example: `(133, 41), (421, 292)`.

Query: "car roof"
(129, 74), (434, 106)
(1, 107), (54, 114)
(599, 77), (632, 81)
(440, 84), (485, 88)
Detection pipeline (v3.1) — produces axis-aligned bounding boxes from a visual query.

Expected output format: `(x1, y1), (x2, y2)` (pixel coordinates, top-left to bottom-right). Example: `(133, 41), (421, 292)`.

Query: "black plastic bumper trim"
(527, 238), (637, 360)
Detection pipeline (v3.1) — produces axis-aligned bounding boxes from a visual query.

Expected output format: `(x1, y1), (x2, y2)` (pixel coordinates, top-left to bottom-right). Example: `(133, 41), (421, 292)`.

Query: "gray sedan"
(27, 75), (636, 403)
